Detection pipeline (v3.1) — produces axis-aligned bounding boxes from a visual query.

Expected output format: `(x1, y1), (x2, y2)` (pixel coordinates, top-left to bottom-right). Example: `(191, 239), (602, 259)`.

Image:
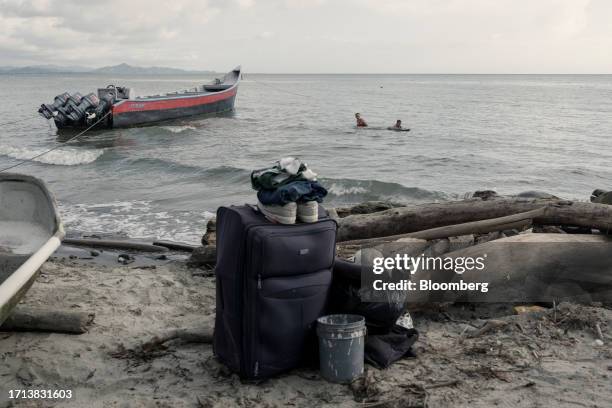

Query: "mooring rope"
(0, 111), (112, 173)
(248, 77), (315, 99)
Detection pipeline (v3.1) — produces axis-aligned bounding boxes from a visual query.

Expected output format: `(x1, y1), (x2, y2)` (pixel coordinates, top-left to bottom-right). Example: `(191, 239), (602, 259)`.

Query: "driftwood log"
(142, 326), (214, 347)
(337, 198), (612, 241)
(63, 238), (169, 253)
(341, 208), (544, 247)
(188, 246), (217, 267)
(152, 240), (197, 252)
(112, 326), (214, 360)
(404, 233), (612, 304)
(0, 307), (95, 334)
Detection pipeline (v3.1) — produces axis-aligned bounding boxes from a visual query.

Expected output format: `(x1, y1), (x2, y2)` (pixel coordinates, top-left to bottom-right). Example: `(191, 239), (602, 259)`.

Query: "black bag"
(365, 325), (419, 369)
(330, 258), (407, 334)
(330, 259), (418, 369)
(213, 205), (337, 380)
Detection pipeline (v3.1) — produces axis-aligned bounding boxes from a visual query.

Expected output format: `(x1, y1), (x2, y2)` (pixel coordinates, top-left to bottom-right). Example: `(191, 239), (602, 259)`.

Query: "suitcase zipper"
(243, 219), (336, 379)
(244, 226), (267, 378)
(241, 223), (265, 378)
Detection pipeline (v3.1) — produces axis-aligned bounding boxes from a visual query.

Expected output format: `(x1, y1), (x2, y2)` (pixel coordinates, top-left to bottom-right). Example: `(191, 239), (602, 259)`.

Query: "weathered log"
(140, 327), (213, 351)
(111, 326), (213, 360)
(337, 198), (612, 241)
(188, 246), (217, 267)
(335, 201), (406, 218)
(63, 238), (168, 253)
(404, 234), (612, 304)
(337, 198), (548, 241)
(152, 240), (197, 252)
(0, 307), (95, 334)
(341, 208), (544, 247)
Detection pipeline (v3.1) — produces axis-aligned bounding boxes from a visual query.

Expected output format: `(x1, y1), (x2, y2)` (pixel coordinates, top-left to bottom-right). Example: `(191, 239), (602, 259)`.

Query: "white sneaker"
(297, 201), (318, 223)
(258, 201), (297, 224)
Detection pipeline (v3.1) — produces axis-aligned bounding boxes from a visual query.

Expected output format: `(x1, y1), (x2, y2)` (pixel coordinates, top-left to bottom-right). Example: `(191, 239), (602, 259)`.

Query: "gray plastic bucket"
(317, 314), (366, 383)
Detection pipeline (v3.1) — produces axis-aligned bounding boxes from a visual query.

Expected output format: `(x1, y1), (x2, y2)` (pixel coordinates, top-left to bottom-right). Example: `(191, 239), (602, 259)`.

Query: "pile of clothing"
(251, 158), (327, 224)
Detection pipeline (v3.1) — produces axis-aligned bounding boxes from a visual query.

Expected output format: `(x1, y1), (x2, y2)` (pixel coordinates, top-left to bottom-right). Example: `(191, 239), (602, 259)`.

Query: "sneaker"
(297, 201), (318, 223)
(258, 201), (296, 224)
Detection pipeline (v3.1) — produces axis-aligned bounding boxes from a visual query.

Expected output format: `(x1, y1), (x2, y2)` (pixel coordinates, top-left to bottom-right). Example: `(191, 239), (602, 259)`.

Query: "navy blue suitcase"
(213, 205), (337, 379)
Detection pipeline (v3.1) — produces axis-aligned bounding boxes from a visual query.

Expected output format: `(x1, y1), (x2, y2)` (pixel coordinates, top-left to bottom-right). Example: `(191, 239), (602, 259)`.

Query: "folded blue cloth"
(257, 181), (328, 206)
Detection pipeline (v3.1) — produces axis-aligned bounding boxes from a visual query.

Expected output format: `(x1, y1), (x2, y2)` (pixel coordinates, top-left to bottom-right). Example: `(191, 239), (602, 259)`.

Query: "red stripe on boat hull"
(112, 87), (238, 114)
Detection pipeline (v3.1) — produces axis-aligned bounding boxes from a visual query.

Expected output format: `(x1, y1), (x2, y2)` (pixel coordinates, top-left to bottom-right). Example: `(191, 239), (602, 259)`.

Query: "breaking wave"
(0, 145), (104, 166)
(322, 177), (448, 204)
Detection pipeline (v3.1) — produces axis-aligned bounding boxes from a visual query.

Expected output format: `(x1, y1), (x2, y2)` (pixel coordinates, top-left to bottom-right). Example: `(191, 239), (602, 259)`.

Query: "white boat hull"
(0, 174), (64, 326)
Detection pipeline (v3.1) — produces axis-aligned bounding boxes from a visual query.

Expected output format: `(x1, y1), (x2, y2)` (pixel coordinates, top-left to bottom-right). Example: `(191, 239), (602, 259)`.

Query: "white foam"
(0, 145), (104, 166)
(326, 183), (368, 196)
(160, 125), (196, 133)
(59, 200), (214, 245)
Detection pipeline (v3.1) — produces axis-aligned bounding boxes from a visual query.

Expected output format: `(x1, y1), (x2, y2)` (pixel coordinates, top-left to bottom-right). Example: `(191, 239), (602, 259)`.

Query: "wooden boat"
(38, 66), (241, 129)
(0, 174), (64, 326)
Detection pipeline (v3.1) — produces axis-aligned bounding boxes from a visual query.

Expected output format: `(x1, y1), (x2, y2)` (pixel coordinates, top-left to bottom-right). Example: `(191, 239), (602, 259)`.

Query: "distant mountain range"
(0, 63), (215, 75)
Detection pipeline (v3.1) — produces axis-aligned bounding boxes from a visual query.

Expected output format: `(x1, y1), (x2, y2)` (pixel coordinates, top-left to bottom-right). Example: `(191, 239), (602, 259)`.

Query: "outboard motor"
(38, 85), (128, 128)
(62, 92), (84, 116)
(53, 110), (71, 126)
(38, 92), (70, 119)
(38, 106), (53, 120)
(50, 92), (81, 124)
(67, 93), (99, 122)
(94, 92), (115, 118)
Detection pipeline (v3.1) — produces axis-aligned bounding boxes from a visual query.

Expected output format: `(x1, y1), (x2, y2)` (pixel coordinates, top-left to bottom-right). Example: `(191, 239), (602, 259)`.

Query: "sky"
(0, 0), (611, 73)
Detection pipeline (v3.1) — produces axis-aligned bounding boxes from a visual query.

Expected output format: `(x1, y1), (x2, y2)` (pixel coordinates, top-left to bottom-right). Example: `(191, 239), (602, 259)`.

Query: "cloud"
(0, 0), (610, 73)
(0, 0), (226, 66)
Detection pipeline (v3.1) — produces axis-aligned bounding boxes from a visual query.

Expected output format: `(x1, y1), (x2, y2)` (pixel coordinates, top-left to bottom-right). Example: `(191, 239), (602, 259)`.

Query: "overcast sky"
(0, 0), (611, 73)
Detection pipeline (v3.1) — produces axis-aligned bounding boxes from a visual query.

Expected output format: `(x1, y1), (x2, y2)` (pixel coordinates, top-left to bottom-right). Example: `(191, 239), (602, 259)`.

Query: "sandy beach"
(1, 248), (610, 407)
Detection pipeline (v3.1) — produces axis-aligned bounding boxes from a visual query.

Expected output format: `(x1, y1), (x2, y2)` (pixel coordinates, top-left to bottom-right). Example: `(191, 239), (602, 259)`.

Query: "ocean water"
(1, 73), (611, 243)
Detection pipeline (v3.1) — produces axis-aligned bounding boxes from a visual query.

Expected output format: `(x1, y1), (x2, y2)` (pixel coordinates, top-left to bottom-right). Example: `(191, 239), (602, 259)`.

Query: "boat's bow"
(0, 174), (64, 325)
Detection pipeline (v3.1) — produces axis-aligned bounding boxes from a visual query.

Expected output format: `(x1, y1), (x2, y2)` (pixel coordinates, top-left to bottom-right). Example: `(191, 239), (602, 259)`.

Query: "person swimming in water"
(355, 113), (368, 127)
(388, 119), (410, 131)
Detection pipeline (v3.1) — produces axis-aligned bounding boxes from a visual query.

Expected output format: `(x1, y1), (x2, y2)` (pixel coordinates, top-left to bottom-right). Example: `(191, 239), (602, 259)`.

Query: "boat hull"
(0, 174), (64, 326)
(45, 66), (241, 130)
(111, 87), (237, 128)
